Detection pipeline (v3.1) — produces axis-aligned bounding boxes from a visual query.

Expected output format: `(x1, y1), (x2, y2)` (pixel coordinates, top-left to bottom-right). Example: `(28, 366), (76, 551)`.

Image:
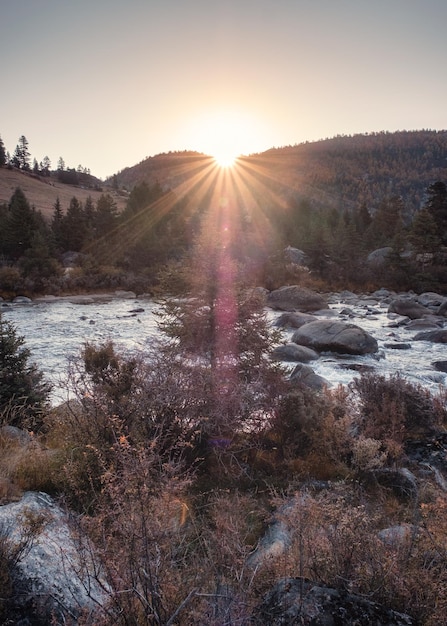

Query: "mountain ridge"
(2, 130), (447, 219)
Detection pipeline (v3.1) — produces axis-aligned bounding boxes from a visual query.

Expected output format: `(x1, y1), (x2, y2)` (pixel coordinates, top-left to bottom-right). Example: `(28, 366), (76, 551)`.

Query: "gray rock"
(388, 298), (432, 319)
(0, 491), (108, 622)
(432, 361), (447, 373)
(363, 468), (418, 501)
(417, 291), (445, 308)
(255, 577), (415, 625)
(0, 425), (32, 445)
(292, 320), (378, 355)
(273, 311), (316, 328)
(437, 299), (447, 316)
(267, 286), (327, 312)
(384, 342), (412, 350)
(378, 524), (418, 547)
(12, 296), (32, 304)
(413, 329), (447, 343)
(367, 246), (393, 267)
(114, 290), (137, 299)
(405, 318), (443, 331)
(271, 343), (319, 363)
(289, 364), (329, 390)
(284, 246), (308, 266)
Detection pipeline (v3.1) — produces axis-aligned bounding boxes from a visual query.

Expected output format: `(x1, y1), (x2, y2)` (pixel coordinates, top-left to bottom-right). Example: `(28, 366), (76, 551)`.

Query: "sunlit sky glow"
(1, 0), (446, 180)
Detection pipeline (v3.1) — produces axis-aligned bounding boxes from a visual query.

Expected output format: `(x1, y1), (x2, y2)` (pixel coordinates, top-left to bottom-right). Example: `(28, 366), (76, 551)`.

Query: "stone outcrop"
(267, 286), (327, 312)
(0, 491), (108, 623)
(291, 320), (378, 355)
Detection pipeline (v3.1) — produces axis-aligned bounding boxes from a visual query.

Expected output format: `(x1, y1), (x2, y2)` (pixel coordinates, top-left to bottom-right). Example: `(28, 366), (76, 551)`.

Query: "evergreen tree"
(50, 197), (64, 250)
(12, 135), (31, 170)
(95, 193), (118, 235)
(158, 215), (285, 441)
(367, 195), (405, 247)
(4, 188), (37, 259)
(0, 313), (50, 429)
(354, 202), (372, 236)
(409, 207), (442, 256)
(59, 197), (87, 251)
(425, 181), (447, 245)
(0, 135), (6, 167)
(40, 156), (51, 176)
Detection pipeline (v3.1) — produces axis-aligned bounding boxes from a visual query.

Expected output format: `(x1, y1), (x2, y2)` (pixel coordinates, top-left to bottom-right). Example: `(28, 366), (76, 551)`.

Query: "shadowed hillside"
(111, 130), (447, 218)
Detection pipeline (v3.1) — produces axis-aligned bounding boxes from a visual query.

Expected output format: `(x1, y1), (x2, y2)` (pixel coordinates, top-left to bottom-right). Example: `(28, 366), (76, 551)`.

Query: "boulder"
(362, 468), (418, 501)
(413, 329), (447, 343)
(0, 491), (108, 623)
(384, 342), (412, 350)
(289, 364), (329, 390)
(367, 246), (393, 267)
(292, 320), (378, 355)
(267, 286), (327, 312)
(388, 298), (432, 319)
(284, 246), (308, 266)
(273, 311), (316, 329)
(255, 577), (415, 625)
(405, 318), (443, 331)
(271, 343), (319, 363)
(437, 299), (447, 316)
(12, 296), (32, 304)
(417, 291), (445, 308)
(432, 361), (447, 373)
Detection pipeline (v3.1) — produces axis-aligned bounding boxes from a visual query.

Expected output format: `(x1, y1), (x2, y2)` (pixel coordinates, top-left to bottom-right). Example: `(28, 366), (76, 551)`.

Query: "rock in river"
(267, 286), (327, 312)
(291, 319), (378, 355)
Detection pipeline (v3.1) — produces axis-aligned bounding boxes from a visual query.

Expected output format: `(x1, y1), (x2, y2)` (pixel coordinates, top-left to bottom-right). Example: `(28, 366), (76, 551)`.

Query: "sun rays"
(90, 147), (301, 282)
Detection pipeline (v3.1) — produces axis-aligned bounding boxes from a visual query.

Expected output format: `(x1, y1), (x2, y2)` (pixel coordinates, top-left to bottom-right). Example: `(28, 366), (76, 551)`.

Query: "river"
(2, 294), (447, 404)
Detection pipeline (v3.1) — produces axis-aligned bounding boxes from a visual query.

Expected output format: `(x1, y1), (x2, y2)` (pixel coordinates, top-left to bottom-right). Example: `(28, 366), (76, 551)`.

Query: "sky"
(1, 0), (447, 180)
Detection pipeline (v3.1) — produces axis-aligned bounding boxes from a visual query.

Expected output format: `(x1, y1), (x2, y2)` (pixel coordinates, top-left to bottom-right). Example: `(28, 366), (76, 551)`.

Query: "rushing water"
(2, 294), (447, 404)
(1, 296), (159, 403)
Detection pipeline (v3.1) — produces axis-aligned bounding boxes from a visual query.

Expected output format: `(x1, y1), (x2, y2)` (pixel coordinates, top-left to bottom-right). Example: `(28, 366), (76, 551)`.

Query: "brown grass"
(0, 168), (126, 219)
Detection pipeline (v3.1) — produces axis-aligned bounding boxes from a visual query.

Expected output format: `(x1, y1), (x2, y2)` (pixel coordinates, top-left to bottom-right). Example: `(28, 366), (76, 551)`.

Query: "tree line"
(273, 179), (447, 292)
(0, 133), (92, 183)
(0, 180), (193, 295)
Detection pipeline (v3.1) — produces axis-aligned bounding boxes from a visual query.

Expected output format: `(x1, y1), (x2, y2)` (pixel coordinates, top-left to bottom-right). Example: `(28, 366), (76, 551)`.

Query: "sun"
(183, 109), (270, 167)
(213, 148), (238, 168)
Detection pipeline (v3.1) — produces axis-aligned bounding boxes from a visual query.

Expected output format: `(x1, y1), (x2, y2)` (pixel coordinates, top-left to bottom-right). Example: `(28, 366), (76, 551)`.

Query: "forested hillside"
(1, 129), (447, 297)
(112, 130), (447, 218)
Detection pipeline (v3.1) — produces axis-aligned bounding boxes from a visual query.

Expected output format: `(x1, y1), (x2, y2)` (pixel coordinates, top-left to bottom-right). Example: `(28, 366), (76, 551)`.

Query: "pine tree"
(4, 188), (37, 259)
(12, 135), (31, 170)
(425, 181), (447, 245)
(409, 207), (441, 256)
(0, 313), (50, 429)
(158, 214), (285, 441)
(0, 135), (6, 167)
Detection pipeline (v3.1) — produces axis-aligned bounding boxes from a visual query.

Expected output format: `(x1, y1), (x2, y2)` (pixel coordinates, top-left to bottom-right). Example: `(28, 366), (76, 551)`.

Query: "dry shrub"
(255, 486), (447, 625)
(81, 442), (198, 625)
(0, 425), (62, 498)
(351, 373), (447, 461)
(268, 385), (353, 480)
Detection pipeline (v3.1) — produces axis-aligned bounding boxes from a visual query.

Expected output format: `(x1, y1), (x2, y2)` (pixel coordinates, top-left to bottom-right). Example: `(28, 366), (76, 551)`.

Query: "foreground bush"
(0, 313), (50, 431)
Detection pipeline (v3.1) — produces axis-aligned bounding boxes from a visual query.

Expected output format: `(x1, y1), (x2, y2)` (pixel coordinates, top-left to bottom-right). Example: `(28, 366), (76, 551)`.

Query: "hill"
(111, 130), (447, 217)
(0, 168), (127, 219)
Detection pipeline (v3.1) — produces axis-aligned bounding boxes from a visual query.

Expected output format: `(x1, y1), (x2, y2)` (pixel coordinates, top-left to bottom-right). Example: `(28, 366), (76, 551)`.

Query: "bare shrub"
(350, 372), (447, 462)
(266, 385), (353, 479)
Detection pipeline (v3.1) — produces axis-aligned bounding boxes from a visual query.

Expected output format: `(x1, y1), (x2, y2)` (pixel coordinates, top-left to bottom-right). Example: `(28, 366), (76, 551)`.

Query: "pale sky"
(1, 0), (446, 180)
